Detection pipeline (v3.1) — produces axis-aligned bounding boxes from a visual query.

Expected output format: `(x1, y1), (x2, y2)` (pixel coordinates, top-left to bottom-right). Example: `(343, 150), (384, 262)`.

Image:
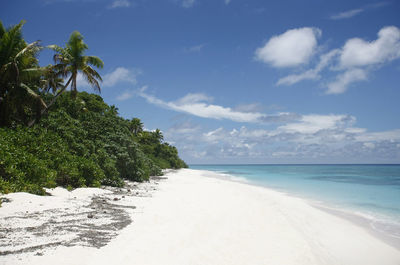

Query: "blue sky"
(1, 0), (400, 164)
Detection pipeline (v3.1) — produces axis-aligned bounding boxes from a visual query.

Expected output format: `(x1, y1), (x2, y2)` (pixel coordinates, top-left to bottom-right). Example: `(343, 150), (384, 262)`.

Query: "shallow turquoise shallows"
(190, 164), (400, 242)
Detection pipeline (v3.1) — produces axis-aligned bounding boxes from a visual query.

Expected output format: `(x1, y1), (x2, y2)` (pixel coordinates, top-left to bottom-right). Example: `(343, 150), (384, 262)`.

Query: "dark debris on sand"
(0, 178), (165, 257)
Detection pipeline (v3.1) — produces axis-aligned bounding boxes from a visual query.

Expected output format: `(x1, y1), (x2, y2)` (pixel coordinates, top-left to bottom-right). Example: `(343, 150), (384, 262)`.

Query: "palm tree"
(154, 129), (164, 142)
(50, 31), (104, 98)
(28, 31), (104, 126)
(0, 20), (47, 127)
(129, 118), (143, 136)
(108, 105), (119, 115)
(40, 64), (64, 94)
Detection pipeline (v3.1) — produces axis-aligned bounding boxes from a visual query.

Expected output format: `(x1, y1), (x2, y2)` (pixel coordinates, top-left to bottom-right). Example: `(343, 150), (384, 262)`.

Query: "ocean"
(190, 164), (400, 245)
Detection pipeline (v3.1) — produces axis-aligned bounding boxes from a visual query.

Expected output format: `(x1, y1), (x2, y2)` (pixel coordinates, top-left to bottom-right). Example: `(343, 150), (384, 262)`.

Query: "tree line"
(0, 20), (187, 195)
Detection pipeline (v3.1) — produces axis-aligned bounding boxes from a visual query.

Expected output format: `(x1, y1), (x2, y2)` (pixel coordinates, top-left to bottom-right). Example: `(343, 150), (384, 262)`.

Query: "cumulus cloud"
(138, 90), (298, 124)
(255, 27), (321, 68)
(103, 67), (140, 87)
(275, 26), (400, 94)
(75, 67), (141, 101)
(77, 67), (140, 90)
(339, 26), (400, 68)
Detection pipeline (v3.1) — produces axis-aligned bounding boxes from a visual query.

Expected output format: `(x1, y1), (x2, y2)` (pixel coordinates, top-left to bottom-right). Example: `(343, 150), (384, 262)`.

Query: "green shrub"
(0, 92), (187, 195)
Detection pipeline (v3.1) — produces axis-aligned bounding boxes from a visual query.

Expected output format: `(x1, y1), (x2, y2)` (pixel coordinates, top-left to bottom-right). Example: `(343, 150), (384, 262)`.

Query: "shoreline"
(195, 167), (400, 250)
(313, 203), (400, 251)
(1, 168), (400, 265)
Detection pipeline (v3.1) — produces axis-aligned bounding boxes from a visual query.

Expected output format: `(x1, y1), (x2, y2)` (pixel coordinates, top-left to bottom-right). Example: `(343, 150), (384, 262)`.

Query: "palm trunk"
(27, 76), (73, 127)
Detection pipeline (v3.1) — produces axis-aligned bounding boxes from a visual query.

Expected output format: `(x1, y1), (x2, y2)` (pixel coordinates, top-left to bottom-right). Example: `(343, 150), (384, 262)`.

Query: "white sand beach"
(1, 168), (400, 265)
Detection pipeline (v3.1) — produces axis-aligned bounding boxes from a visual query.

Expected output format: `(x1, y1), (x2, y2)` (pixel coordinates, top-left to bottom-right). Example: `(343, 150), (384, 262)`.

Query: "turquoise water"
(190, 164), (400, 241)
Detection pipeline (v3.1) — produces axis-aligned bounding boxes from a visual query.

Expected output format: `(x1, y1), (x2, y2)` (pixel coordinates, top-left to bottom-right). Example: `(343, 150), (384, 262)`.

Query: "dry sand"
(1, 168), (400, 265)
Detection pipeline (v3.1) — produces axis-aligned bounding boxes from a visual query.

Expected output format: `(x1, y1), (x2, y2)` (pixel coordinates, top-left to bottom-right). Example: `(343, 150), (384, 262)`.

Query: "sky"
(1, 0), (400, 164)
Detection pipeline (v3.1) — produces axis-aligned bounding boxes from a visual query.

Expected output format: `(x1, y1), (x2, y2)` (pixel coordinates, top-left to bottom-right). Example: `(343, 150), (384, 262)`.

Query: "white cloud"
(116, 90), (135, 101)
(225, 0), (231, 5)
(168, 121), (201, 134)
(138, 90), (298, 124)
(166, 113), (400, 163)
(277, 49), (339, 86)
(75, 67), (140, 92)
(340, 26), (400, 68)
(175, 93), (213, 104)
(110, 0), (131, 8)
(330, 2), (390, 20)
(277, 69), (320, 86)
(355, 129), (400, 142)
(330, 8), (364, 20)
(274, 26), (400, 94)
(326, 68), (368, 94)
(103, 67), (140, 87)
(277, 114), (355, 134)
(182, 0), (195, 8)
(363, 142), (376, 149)
(139, 92), (264, 123)
(255, 27), (321, 68)
(75, 73), (89, 89)
(184, 44), (206, 53)
(233, 103), (263, 113)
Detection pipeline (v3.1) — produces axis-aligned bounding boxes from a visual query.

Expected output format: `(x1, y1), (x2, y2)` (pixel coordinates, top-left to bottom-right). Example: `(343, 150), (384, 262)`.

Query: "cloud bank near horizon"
(165, 115), (400, 163)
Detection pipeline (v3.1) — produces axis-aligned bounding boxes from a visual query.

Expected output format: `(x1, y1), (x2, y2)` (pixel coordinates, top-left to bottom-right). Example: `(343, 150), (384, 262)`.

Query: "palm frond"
(20, 66), (45, 82)
(48, 45), (72, 63)
(14, 41), (42, 61)
(82, 66), (101, 93)
(19, 82), (47, 110)
(0, 20), (26, 68)
(85, 56), (104, 69)
(83, 65), (102, 81)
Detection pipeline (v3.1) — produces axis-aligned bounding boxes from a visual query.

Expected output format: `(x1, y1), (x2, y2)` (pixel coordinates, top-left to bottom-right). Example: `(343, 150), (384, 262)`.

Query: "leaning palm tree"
(28, 31), (104, 126)
(0, 20), (47, 127)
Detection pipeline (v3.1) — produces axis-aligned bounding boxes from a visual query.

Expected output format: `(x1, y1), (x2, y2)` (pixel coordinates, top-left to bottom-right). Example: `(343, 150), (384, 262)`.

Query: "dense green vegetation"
(0, 20), (187, 195)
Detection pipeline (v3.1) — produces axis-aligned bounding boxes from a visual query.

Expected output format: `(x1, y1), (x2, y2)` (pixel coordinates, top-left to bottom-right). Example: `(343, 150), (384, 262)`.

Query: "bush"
(0, 92), (187, 195)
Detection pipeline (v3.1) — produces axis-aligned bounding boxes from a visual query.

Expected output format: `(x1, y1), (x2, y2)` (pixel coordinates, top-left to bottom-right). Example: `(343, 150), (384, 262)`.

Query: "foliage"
(137, 130), (188, 169)
(0, 20), (187, 196)
(0, 92), (186, 195)
(28, 30), (104, 127)
(0, 20), (46, 127)
(0, 126), (104, 195)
